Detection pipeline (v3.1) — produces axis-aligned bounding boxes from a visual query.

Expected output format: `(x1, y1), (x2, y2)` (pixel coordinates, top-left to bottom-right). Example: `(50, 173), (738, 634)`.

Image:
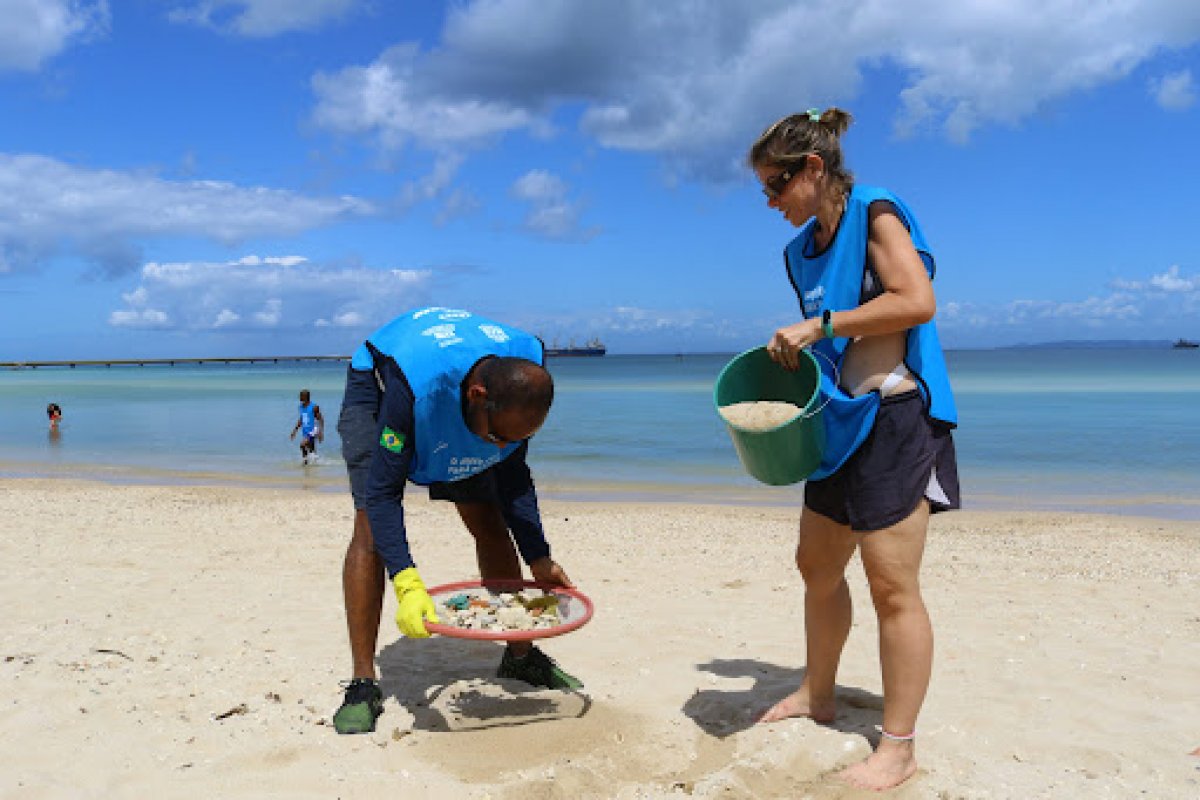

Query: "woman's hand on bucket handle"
(767, 319), (822, 371)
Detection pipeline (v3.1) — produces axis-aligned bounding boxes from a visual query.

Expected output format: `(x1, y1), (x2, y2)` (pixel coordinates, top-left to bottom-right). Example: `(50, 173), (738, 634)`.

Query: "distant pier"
(3, 349), (606, 369)
(1, 355), (349, 369)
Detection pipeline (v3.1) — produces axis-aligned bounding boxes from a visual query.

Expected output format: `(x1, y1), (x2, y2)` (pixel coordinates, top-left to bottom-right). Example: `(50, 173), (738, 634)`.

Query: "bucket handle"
(796, 347), (839, 420)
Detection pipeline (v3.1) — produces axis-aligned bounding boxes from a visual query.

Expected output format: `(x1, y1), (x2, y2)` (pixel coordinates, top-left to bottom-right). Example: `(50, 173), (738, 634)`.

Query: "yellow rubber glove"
(393, 567), (439, 638)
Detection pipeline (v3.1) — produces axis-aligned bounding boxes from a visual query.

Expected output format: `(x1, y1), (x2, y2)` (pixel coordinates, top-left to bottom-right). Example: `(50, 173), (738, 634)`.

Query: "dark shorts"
(338, 403), (377, 510)
(337, 401), (504, 511)
(804, 390), (960, 532)
(427, 466), (506, 505)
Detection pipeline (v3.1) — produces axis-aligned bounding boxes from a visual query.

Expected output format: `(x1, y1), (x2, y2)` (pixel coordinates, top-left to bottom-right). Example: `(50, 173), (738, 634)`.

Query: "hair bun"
(819, 108), (854, 137)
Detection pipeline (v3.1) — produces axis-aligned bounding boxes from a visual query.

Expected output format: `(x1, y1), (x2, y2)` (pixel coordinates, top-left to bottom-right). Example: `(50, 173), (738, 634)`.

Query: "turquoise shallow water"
(2, 348), (1199, 519)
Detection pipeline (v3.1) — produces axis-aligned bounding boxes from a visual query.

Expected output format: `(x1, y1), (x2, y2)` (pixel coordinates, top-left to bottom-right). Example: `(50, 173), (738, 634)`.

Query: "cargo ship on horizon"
(544, 337), (607, 357)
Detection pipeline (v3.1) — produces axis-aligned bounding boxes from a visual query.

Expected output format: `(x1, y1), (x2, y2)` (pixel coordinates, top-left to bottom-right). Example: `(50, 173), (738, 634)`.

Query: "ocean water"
(2, 348), (1198, 519)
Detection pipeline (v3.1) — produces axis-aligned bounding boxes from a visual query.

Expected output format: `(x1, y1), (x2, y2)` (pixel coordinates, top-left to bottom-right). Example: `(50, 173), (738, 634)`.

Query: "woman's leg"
(840, 500), (931, 790)
(758, 506), (857, 723)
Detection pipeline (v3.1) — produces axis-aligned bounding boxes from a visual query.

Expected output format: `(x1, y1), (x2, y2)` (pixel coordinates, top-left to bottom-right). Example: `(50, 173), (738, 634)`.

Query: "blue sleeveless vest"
(298, 402), (317, 435)
(785, 185), (957, 480)
(351, 307), (545, 485)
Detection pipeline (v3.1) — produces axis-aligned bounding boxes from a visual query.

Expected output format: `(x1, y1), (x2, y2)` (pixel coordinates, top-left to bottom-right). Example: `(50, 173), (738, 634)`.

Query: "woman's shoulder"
(853, 186), (923, 231)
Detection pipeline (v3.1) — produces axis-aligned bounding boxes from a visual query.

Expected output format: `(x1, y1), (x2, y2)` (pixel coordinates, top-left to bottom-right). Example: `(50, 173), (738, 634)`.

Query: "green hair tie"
(806, 108), (821, 122)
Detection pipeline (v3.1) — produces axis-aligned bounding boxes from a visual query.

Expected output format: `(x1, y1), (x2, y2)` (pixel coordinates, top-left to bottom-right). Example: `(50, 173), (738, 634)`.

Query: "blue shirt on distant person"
(298, 401), (319, 438)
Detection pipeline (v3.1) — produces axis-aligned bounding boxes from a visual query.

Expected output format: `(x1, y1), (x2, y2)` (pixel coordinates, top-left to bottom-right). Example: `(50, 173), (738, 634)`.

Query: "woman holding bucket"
(747, 108), (960, 791)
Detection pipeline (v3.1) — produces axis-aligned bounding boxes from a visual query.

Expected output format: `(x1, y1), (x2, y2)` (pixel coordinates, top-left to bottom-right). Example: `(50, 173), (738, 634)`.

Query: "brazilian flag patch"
(379, 426), (405, 453)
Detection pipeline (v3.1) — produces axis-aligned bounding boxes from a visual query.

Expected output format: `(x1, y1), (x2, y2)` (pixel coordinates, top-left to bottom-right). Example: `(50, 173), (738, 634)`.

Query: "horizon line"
(4, 337), (1193, 369)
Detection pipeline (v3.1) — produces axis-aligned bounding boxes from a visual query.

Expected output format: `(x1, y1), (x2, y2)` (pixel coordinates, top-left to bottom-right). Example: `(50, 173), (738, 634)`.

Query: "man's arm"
(359, 363), (443, 638)
(314, 405), (325, 440)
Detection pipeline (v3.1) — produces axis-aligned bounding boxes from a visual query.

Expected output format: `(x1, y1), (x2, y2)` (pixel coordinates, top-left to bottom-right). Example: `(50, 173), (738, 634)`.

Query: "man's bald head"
(477, 357), (554, 417)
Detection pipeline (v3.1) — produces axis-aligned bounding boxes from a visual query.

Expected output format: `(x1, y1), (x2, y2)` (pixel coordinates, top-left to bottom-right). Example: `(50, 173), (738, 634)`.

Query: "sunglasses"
(482, 403), (523, 446)
(760, 154), (812, 200)
(761, 169), (795, 200)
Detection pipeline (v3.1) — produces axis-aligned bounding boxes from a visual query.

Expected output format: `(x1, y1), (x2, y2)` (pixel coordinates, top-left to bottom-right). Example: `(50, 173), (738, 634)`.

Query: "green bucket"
(714, 346), (825, 486)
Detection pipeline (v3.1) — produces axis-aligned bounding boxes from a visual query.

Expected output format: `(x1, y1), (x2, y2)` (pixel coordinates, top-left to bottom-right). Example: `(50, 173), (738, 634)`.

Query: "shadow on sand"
(377, 636), (591, 733)
(681, 657), (884, 744)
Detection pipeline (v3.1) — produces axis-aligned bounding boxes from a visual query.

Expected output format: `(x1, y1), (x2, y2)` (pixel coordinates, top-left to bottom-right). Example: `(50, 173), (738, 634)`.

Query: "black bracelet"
(821, 309), (835, 339)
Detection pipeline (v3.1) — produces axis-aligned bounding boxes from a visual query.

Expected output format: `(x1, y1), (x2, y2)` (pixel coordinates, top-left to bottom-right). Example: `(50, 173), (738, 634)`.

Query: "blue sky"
(2, 0), (1199, 358)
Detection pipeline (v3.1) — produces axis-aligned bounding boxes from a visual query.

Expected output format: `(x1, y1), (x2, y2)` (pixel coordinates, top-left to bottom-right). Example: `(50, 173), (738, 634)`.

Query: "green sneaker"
(333, 678), (383, 734)
(496, 645), (584, 690)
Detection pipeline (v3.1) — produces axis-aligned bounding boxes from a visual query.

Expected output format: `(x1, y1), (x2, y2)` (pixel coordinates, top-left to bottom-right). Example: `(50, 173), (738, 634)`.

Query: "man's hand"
(530, 557), (574, 589)
(392, 567), (439, 638)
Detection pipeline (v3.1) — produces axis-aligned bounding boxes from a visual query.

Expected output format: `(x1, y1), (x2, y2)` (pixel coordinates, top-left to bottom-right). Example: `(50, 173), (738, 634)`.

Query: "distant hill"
(998, 339), (1175, 350)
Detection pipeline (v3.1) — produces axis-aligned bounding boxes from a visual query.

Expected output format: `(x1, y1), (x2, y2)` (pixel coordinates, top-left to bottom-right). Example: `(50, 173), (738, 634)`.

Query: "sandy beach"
(1, 478), (1197, 799)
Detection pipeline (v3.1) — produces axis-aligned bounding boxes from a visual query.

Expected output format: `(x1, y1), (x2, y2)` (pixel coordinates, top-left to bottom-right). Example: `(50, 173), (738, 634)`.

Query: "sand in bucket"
(714, 346), (825, 485)
(718, 400), (804, 431)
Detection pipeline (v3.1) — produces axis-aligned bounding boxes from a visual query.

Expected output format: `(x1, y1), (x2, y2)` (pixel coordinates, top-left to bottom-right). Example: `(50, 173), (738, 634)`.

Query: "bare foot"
(839, 741), (918, 791)
(756, 685), (836, 724)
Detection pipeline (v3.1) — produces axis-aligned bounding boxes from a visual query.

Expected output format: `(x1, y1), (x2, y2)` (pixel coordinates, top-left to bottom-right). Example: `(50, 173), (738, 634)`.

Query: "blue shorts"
(804, 390), (960, 531)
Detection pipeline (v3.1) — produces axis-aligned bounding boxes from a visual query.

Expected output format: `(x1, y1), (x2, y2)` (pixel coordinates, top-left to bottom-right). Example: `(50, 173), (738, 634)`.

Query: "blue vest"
(298, 402), (317, 436)
(785, 185), (957, 480)
(351, 307), (545, 485)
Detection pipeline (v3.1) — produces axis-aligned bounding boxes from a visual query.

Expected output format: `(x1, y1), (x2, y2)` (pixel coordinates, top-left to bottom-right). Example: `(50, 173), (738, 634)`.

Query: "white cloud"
(512, 170), (566, 203)
(314, 310), (365, 327)
(1148, 265), (1196, 292)
(1150, 70), (1196, 110)
(235, 254), (309, 267)
(938, 301), (993, 329)
(0, 0), (109, 72)
(121, 285), (149, 307)
(108, 255), (434, 333)
(935, 264), (1200, 346)
(607, 306), (709, 332)
(213, 309), (240, 327)
(509, 169), (597, 240)
(1021, 295), (1142, 323)
(511, 303), (778, 354)
(109, 308), (170, 328)
(167, 0), (358, 37)
(252, 298), (283, 326)
(309, 0), (1200, 173)
(398, 153), (466, 208)
(529, 305), (718, 341)
(312, 44), (538, 151)
(1107, 265), (1198, 295)
(0, 154), (374, 273)
(433, 188), (482, 226)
